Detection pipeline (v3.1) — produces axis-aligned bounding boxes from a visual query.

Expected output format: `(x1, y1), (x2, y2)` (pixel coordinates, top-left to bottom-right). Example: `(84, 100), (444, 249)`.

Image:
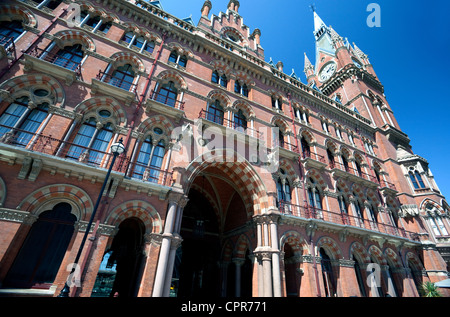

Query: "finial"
(310, 3), (316, 12)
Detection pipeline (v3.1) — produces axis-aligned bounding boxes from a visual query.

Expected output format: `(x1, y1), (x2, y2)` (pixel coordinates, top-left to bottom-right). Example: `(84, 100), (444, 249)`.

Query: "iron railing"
(198, 109), (264, 140)
(0, 125), (173, 187)
(278, 200), (418, 241)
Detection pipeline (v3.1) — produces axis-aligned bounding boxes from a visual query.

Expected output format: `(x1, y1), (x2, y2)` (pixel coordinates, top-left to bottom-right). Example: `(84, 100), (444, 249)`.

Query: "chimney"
(228, 0), (240, 12)
(201, 0), (212, 17)
(276, 61), (284, 72)
(253, 28), (261, 46)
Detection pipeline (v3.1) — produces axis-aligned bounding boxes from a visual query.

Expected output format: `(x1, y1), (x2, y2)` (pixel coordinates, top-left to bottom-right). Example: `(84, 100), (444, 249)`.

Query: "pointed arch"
(74, 96), (127, 126)
(304, 168), (327, 191)
(53, 29), (96, 52)
(206, 90), (231, 108)
(16, 184), (94, 221)
(235, 234), (251, 259)
(222, 240), (234, 263)
(0, 4), (38, 28)
(349, 242), (371, 263)
(109, 51), (145, 73)
(0, 74), (65, 108)
(136, 114), (174, 137)
(368, 244), (387, 265)
(232, 100), (255, 119)
(316, 236), (342, 260)
(183, 149), (268, 217)
(384, 248), (402, 268)
(105, 200), (162, 234)
(155, 69), (187, 90)
(271, 116), (291, 134)
(280, 231), (308, 256)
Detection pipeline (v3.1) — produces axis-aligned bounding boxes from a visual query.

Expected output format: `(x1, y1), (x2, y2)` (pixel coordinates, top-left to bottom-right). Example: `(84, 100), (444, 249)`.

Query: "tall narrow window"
(67, 118), (113, 165)
(327, 148), (335, 168)
(207, 100), (224, 125)
(107, 64), (135, 91)
(353, 256), (367, 297)
(133, 134), (166, 183)
(53, 44), (84, 71)
(156, 81), (178, 107)
(320, 248), (336, 297)
(0, 97), (49, 147)
(234, 109), (247, 132)
(211, 70), (228, 88)
(169, 50), (187, 67)
(342, 155), (350, 172)
(301, 136), (310, 158)
(235, 81), (249, 97)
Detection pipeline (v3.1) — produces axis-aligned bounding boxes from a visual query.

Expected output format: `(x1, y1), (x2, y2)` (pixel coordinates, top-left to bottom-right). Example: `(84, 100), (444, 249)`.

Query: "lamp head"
(111, 138), (125, 155)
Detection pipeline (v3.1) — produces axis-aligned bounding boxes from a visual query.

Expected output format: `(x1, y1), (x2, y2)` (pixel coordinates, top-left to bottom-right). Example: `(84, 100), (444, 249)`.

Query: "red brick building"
(0, 0), (448, 297)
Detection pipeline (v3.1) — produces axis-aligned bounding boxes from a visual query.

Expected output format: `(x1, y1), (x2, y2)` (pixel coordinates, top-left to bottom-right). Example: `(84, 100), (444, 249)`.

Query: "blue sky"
(157, 0), (450, 199)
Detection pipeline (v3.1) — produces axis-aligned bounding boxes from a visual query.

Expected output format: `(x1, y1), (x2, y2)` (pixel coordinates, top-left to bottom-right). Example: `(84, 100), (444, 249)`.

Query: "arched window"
(307, 178), (322, 216)
(121, 31), (155, 53)
(66, 117), (114, 166)
(0, 20), (24, 43)
(234, 81), (249, 97)
(353, 255), (367, 297)
(156, 81), (178, 107)
(169, 50), (187, 68)
(53, 44), (84, 71)
(355, 159), (363, 177)
(107, 64), (136, 91)
(233, 109), (247, 132)
(3, 202), (76, 288)
(409, 170), (425, 189)
(133, 133), (166, 183)
(352, 192), (364, 227)
(276, 172), (291, 206)
(272, 96), (282, 111)
(274, 124), (285, 148)
(320, 248), (336, 297)
(342, 155), (350, 172)
(211, 70), (228, 88)
(327, 148), (335, 168)
(0, 96), (49, 147)
(207, 99), (224, 125)
(300, 136), (310, 158)
(337, 187), (349, 224)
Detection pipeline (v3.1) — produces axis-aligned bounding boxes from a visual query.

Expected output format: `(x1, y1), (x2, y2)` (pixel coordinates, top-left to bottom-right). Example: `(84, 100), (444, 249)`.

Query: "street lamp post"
(58, 138), (125, 297)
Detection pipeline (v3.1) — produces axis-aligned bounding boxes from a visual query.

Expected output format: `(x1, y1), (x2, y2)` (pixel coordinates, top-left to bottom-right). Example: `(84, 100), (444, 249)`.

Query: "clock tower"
(304, 11), (388, 129)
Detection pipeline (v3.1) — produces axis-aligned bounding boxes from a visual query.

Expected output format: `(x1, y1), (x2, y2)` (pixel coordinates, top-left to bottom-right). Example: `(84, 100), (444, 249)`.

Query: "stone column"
(269, 214), (282, 297)
(152, 192), (182, 297)
(233, 258), (245, 297)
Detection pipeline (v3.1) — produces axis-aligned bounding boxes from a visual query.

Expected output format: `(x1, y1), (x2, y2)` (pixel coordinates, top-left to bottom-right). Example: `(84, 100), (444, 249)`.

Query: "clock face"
(353, 58), (362, 68)
(319, 62), (337, 82)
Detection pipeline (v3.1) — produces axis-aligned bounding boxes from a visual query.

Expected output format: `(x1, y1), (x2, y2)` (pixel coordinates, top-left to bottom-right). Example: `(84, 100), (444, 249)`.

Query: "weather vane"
(310, 4), (316, 12)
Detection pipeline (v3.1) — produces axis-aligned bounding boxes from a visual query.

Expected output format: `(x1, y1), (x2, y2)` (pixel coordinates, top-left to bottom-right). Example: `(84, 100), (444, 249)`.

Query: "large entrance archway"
(172, 156), (268, 297)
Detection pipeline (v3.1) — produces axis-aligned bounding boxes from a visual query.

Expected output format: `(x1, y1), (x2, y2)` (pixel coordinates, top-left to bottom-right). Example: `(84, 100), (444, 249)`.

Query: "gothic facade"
(0, 0), (448, 298)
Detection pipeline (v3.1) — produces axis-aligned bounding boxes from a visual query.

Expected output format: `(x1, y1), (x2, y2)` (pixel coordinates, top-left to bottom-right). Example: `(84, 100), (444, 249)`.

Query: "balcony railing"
(301, 150), (326, 164)
(29, 47), (82, 78)
(278, 200), (418, 241)
(0, 125), (173, 187)
(150, 90), (185, 110)
(330, 161), (379, 183)
(0, 35), (16, 60)
(96, 70), (137, 93)
(198, 109), (264, 140)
